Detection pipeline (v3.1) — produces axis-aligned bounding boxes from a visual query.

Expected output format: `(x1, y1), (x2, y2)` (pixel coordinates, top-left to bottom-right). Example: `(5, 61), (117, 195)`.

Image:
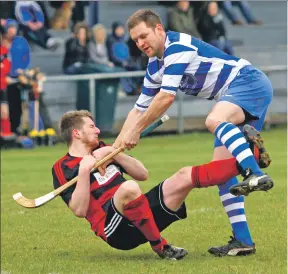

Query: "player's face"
(79, 117), (100, 147)
(130, 22), (165, 58)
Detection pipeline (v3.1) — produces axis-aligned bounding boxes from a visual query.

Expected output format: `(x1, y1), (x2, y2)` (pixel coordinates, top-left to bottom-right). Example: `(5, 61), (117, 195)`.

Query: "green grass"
(1, 128), (287, 274)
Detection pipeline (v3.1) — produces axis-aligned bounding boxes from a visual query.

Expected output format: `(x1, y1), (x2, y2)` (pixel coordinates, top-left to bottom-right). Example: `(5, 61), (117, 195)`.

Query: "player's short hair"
(60, 110), (93, 146)
(126, 9), (163, 31)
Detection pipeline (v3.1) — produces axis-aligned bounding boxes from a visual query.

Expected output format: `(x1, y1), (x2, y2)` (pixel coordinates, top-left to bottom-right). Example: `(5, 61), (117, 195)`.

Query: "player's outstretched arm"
(113, 108), (143, 148)
(119, 91), (175, 150)
(134, 91), (175, 134)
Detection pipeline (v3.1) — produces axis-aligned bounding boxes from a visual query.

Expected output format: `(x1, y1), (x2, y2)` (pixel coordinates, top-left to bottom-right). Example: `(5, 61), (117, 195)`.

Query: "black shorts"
(103, 181), (187, 250)
(0, 89), (8, 103)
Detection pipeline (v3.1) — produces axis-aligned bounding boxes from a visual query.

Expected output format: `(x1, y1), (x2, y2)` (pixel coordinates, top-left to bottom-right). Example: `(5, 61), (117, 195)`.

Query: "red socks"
(0, 118), (12, 135)
(123, 194), (167, 252)
(191, 158), (239, 188)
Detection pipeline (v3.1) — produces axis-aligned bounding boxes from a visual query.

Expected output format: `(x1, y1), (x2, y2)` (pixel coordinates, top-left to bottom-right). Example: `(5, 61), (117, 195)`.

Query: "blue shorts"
(215, 65), (273, 147)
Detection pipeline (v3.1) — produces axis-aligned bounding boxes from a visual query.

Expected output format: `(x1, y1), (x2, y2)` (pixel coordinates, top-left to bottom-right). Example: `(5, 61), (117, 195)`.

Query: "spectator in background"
(0, 40), (14, 138)
(63, 22), (90, 74)
(15, 1), (59, 51)
(0, 19), (23, 134)
(127, 37), (148, 70)
(106, 22), (135, 70)
(218, 1), (263, 25)
(106, 21), (142, 95)
(167, 1), (201, 38)
(197, 2), (233, 55)
(88, 24), (123, 73)
(50, 1), (74, 30)
(63, 22), (107, 75)
(0, 19), (18, 50)
(36, 1), (51, 29)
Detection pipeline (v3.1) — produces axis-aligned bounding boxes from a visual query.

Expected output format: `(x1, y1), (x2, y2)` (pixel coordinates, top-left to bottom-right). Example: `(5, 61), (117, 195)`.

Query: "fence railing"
(44, 65), (287, 133)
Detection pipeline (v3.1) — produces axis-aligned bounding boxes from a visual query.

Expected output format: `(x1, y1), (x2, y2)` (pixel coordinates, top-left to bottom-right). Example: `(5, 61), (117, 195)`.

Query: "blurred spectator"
(197, 2), (234, 55)
(218, 1), (263, 25)
(167, 1), (201, 38)
(106, 21), (142, 95)
(50, 1), (74, 30)
(15, 1), (59, 51)
(63, 22), (106, 75)
(36, 1), (51, 29)
(106, 22), (138, 70)
(190, 1), (209, 24)
(0, 42), (14, 138)
(88, 24), (123, 73)
(127, 37), (148, 70)
(63, 22), (90, 74)
(0, 19), (18, 49)
(0, 19), (23, 134)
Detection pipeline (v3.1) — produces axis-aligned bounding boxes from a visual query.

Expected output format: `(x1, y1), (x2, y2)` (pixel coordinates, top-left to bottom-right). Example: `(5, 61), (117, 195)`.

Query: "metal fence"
(44, 65), (287, 133)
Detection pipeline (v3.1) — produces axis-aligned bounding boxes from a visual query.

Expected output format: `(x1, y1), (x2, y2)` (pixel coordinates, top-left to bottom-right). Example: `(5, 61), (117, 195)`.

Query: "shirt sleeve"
(161, 42), (197, 95)
(134, 62), (161, 112)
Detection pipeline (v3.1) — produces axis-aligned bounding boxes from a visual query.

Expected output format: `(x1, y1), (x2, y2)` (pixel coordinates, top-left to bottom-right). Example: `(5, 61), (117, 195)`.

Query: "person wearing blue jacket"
(15, 1), (59, 50)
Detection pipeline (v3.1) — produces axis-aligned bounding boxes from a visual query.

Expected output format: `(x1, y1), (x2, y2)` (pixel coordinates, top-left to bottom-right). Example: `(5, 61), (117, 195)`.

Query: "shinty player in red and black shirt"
(53, 110), (266, 260)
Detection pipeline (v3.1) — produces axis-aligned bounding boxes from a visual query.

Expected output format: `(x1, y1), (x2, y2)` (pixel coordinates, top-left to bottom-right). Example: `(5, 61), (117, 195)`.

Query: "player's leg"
(162, 126), (269, 212)
(112, 180), (188, 260)
(229, 111), (272, 195)
(162, 158), (242, 212)
(209, 140), (254, 256)
(112, 180), (168, 253)
(208, 112), (271, 256)
(205, 66), (273, 196)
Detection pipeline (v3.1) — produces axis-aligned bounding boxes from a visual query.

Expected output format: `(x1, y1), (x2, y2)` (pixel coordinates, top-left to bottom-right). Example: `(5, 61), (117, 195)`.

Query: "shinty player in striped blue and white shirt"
(114, 9), (274, 257)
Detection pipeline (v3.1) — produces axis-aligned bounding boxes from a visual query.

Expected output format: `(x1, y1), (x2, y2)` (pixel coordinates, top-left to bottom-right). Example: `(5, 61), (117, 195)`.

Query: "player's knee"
(119, 180), (142, 202)
(205, 116), (222, 133)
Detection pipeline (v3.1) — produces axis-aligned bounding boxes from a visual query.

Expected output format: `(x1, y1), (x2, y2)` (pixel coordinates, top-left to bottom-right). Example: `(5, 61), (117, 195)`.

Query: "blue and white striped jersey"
(135, 31), (251, 112)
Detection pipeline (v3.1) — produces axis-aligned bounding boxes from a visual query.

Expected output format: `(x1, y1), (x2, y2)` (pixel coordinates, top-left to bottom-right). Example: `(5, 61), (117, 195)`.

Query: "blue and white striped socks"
(215, 122), (263, 176)
(218, 177), (253, 246)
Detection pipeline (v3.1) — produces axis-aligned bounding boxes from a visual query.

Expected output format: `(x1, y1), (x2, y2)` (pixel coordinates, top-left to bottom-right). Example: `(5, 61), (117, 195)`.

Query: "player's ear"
(72, 128), (81, 139)
(155, 23), (164, 33)
(154, 24), (164, 35)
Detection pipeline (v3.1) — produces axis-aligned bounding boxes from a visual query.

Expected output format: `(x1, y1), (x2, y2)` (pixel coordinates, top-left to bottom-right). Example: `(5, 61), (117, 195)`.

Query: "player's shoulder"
(52, 153), (80, 172)
(53, 154), (69, 168)
(164, 31), (196, 58)
(166, 31), (193, 47)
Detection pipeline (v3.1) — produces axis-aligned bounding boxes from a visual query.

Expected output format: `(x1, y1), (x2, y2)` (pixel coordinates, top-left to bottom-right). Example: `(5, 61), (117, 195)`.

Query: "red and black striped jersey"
(52, 140), (126, 239)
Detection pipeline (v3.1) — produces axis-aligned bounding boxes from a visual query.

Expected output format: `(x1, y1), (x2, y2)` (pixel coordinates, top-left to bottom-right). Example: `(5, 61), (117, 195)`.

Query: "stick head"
(13, 192), (37, 208)
(13, 192), (23, 201)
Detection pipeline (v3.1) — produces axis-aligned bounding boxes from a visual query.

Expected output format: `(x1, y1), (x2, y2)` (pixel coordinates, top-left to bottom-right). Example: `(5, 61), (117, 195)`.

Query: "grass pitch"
(1, 128), (287, 274)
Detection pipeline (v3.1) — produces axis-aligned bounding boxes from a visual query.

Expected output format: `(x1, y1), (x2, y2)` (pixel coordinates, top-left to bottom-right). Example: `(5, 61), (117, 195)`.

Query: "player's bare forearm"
(135, 91), (175, 133)
(69, 168), (91, 217)
(114, 108), (143, 147)
(114, 152), (148, 181)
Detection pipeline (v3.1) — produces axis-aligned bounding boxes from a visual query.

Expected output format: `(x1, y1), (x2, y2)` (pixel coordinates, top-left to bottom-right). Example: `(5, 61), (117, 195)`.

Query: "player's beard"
(82, 132), (99, 148)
